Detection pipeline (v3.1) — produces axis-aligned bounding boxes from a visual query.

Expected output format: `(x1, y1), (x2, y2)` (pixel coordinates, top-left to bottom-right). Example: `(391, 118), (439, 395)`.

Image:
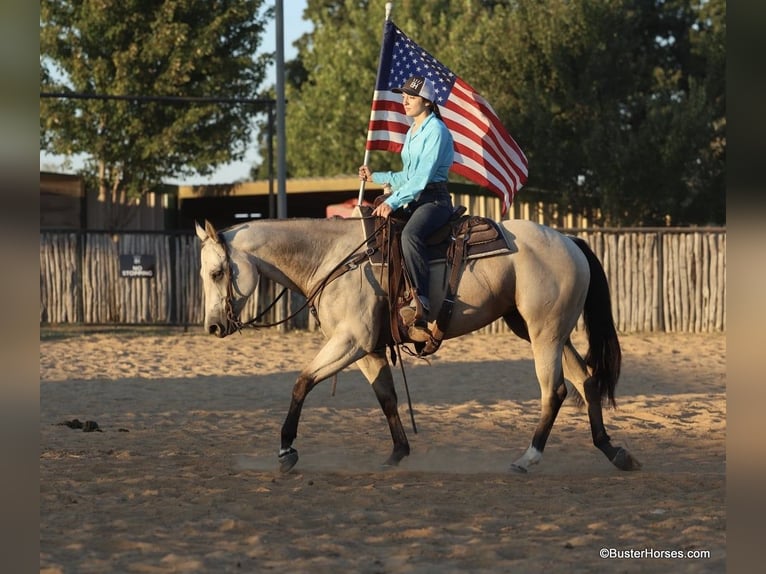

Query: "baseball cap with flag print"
(392, 76), (436, 102)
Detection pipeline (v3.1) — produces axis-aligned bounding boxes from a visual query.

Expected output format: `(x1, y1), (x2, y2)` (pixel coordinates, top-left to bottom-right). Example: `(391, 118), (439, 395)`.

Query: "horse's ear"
(204, 220), (220, 243)
(195, 221), (208, 243)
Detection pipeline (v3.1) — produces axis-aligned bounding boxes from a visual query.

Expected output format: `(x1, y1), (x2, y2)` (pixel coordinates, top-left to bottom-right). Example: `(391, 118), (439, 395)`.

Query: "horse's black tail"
(569, 237), (621, 408)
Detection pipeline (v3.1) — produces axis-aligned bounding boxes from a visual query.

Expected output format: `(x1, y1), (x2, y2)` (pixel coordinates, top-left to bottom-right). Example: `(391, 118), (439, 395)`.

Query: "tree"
(449, 0), (726, 225)
(40, 0), (272, 228)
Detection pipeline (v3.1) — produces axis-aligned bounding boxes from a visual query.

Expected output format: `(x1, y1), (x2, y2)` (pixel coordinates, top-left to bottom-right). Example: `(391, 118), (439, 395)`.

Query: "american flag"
(366, 21), (528, 214)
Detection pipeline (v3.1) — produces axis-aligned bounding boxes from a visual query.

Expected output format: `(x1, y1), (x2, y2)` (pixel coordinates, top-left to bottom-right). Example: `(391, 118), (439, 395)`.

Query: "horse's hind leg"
(355, 351), (410, 467)
(563, 340), (642, 470)
(511, 338), (568, 473)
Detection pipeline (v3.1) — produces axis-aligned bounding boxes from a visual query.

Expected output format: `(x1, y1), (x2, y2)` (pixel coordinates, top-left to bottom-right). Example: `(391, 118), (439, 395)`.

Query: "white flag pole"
(357, 2), (394, 206)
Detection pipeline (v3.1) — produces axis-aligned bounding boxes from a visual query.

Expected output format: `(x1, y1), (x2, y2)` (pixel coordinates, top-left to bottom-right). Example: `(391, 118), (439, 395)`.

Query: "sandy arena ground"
(40, 327), (725, 573)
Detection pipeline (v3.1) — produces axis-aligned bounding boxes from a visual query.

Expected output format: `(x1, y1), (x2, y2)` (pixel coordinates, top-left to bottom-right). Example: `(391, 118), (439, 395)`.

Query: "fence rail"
(39, 227), (726, 333)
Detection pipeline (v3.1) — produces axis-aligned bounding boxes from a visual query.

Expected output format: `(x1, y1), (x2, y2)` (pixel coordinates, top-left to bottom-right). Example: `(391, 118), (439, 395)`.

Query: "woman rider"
(359, 76), (455, 342)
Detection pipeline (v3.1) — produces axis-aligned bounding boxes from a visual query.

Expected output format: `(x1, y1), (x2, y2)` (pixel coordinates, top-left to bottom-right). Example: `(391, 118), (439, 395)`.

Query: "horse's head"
(195, 220), (259, 337)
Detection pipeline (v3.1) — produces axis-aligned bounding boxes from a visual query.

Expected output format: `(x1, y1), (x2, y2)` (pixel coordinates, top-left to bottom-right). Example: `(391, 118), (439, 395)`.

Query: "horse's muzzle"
(206, 322), (229, 338)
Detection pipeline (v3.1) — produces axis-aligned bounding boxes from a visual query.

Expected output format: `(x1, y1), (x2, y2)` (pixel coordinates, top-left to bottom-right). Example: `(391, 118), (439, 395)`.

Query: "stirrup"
(407, 320), (432, 343)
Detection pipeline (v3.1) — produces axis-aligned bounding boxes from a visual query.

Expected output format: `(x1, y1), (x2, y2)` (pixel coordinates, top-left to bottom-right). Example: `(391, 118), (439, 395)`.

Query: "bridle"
(214, 231), (290, 334)
(214, 220), (386, 334)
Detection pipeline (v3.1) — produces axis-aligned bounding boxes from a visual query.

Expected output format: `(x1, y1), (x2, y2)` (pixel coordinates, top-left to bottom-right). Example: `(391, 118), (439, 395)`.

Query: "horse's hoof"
(278, 447), (299, 473)
(510, 463), (528, 474)
(611, 447), (642, 471)
(381, 458), (401, 470)
(381, 451), (408, 470)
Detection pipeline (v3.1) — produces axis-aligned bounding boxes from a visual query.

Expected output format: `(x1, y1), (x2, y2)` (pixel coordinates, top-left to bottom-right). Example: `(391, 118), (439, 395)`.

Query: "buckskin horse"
(195, 214), (641, 474)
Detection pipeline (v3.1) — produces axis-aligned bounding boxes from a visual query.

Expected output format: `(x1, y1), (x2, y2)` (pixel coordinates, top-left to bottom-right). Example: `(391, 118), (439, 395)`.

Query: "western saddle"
(359, 198), (511, 357)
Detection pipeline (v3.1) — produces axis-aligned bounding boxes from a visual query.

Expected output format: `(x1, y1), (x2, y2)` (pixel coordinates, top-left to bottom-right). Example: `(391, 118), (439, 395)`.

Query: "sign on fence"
(119, 254), (156, 278)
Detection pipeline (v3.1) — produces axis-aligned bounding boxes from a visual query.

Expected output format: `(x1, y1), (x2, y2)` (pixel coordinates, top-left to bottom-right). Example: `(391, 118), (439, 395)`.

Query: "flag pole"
(357, 2), (394, 206)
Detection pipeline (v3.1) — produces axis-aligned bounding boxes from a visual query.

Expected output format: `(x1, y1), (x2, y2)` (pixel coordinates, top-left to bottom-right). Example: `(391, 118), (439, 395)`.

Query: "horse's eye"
(211, 269), (224, 281)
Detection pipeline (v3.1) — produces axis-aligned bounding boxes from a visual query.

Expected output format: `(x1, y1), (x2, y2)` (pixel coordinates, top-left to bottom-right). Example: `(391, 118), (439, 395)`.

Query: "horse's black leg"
(278, 333), (369, 473)
(356, 352), (410, 467)
(511, 340), (568, 473)
(504, 312), (567, 472)
(563, 341), (641, 470)
(511, 376), (567, 473)
(279, 373), (319, 473)
(582, 376), (641, 470)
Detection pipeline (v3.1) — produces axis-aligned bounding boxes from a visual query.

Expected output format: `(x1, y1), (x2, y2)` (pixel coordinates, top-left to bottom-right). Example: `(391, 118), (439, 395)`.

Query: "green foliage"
(275, 0), (725, 226)
(40, 0), (271, 211)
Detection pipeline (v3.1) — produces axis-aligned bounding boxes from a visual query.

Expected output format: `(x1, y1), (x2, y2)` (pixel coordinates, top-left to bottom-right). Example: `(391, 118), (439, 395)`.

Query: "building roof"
(177, 175), (381, 199)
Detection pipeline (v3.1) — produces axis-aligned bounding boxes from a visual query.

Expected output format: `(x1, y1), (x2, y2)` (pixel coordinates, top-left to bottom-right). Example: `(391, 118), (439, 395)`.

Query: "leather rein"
(216, 219), (386, 333)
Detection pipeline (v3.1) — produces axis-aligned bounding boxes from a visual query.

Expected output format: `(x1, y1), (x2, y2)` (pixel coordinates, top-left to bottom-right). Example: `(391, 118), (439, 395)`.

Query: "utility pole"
(275, 0), (287, 219)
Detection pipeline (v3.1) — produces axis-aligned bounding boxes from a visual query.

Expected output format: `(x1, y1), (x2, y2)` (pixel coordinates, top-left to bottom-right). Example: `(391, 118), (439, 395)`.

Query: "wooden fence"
(39, 227), (726, 333)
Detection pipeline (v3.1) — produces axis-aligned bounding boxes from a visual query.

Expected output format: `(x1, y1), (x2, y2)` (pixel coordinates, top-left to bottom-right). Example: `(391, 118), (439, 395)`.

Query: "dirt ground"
(40, 328), (725, 573)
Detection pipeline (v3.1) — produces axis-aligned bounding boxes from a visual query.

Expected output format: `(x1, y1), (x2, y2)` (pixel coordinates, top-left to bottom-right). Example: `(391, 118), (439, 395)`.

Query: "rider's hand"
(372, 201), (393, 219)
(358, 165), (372, 182)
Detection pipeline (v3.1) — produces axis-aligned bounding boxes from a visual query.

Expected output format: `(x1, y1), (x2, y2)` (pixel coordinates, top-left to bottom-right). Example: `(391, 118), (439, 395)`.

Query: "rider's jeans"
(400, 191), (453, 310)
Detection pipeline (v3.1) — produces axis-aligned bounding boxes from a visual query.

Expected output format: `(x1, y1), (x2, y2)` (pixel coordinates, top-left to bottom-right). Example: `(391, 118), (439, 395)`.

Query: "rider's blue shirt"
(371, 113), (454, 211)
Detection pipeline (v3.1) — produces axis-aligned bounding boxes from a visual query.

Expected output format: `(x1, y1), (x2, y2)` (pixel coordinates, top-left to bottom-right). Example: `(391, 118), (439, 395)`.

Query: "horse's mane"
(227, 216), (360, 234)
(228, 217), (365, 264)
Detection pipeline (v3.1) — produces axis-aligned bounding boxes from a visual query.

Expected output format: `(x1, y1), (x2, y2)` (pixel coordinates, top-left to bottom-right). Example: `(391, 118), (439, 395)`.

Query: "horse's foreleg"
(563, 340), (641, 471)
(279, 333), (367, 473)
(279, 373), (315, 472)
(356, 351), (410, 467)
(511, 340), (567, 473)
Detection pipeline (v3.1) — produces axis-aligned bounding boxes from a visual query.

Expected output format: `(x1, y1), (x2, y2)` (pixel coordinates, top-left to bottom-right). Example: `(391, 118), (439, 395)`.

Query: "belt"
(410, 182), (452, 210)
(423, 182), (448, 193)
